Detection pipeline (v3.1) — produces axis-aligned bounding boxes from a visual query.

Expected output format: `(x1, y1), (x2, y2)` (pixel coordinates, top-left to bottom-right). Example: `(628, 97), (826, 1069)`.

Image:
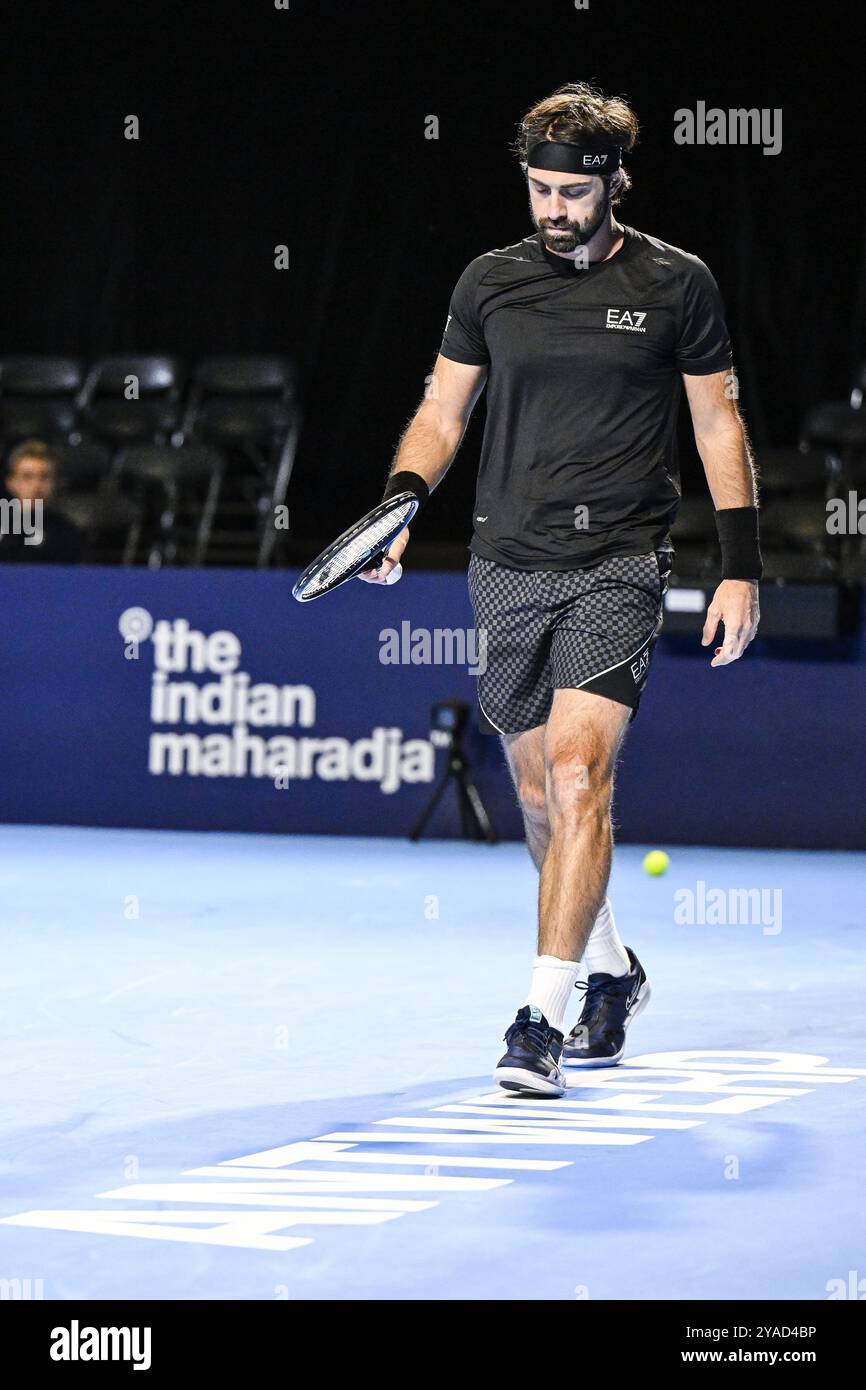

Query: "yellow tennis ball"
(643, 850), (670, 877)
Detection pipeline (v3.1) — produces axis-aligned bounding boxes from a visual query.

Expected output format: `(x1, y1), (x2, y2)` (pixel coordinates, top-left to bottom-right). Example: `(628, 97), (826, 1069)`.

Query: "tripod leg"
(409, 760), (455, 842)
(455, 777), (478, 840)
(456, 766), (498, 844)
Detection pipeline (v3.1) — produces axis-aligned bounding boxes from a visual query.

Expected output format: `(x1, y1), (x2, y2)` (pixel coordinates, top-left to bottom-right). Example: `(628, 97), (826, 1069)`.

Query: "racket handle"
(383, 562), (402, 585)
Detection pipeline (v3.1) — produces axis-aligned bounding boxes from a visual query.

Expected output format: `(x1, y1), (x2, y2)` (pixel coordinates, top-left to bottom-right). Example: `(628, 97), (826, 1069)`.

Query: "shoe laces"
(574, 975), (618, 1028)
(504, 1017), (550, 1055)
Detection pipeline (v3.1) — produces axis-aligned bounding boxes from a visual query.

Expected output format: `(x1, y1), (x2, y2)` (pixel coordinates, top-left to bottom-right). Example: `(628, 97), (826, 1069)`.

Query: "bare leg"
(502, 724), (549, 870)
(503, 697), (630, 960)
(538, 688), (630, 961)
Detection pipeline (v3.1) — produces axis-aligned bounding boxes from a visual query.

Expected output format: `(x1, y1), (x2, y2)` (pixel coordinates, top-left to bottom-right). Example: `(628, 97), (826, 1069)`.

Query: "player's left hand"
(701, 580), (760, 666)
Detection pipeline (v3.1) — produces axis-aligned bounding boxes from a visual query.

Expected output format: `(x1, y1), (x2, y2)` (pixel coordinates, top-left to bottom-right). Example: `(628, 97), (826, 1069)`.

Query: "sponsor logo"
(118, 609), (435, 794)
(630, 647), (651, 682)
(607, 309), (647, 333)
(4, 1052), (862, 1257)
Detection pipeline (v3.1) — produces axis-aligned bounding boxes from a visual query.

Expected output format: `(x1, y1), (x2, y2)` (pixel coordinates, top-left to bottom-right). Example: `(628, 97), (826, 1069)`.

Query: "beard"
(535, 188), (610, 253)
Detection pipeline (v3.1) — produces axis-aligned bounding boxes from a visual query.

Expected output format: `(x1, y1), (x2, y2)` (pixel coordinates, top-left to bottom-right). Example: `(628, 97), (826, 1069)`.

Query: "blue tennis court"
(3, 824), (864, 1301)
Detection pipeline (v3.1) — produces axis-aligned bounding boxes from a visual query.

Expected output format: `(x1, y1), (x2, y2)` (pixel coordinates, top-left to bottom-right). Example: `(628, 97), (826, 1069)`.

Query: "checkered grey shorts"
(467, 551), (670, 735)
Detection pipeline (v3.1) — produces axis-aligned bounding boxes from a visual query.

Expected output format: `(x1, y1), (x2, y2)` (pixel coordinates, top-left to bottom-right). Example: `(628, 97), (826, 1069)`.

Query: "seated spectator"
(0, 439), (83, 563)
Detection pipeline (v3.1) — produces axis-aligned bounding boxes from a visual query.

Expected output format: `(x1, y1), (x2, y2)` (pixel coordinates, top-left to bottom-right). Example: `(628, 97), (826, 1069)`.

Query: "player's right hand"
(357, 526), (410, 584)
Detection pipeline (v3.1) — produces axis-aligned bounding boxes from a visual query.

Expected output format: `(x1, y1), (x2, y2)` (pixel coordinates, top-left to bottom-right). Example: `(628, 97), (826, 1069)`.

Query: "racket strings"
(302, 499), (414, 598)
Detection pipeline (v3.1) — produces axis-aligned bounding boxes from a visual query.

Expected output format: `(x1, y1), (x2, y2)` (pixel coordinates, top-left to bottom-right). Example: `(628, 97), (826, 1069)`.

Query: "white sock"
(584, 897), (631, 978)
(525, 954), (581, 1033)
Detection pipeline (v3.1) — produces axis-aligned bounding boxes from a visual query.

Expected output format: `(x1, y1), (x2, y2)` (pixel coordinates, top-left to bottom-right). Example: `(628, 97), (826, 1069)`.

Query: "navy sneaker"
(562, 947), (651, 1068)
(493, 1005), (566, 1097)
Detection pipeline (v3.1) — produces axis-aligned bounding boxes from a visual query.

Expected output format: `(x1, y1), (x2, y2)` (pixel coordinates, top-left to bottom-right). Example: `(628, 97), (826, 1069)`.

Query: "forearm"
(696, 413), (758, 509)
(696, 414), (762, 584)
(684, 370), (762, 609)
(387, 399), (464, 494)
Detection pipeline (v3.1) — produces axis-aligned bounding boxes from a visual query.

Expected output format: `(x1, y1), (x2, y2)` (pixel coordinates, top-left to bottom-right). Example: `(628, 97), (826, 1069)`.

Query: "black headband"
(526, 140), (623, 175)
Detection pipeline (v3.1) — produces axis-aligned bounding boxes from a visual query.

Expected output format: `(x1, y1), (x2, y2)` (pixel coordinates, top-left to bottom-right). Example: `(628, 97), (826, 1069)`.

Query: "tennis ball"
(643, 850), (670, 877)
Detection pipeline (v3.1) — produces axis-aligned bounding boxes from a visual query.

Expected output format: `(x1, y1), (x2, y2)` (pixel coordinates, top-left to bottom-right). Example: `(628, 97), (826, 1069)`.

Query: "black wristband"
(382, 470), (429, 511)
(715, 506), (762, 581)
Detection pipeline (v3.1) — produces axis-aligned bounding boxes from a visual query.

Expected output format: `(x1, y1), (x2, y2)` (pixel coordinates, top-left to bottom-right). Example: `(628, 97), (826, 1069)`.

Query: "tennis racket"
(292, 491), (418, 602)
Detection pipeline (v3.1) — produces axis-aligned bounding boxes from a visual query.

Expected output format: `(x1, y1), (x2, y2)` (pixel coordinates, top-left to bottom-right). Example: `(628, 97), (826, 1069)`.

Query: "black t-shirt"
(439, 225), (732, 569)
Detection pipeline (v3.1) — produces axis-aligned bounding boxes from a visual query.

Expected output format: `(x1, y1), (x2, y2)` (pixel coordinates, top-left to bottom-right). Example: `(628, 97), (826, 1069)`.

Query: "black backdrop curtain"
(2, 0), (864, 550)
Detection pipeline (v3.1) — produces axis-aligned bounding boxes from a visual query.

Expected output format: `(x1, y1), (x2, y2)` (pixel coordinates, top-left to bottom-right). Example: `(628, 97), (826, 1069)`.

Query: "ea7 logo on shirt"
(606, 309), (647, 333)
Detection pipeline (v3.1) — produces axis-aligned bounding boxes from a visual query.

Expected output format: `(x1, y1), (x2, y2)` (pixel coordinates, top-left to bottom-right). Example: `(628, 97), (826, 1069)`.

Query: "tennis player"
(361, 82), (761, 1096)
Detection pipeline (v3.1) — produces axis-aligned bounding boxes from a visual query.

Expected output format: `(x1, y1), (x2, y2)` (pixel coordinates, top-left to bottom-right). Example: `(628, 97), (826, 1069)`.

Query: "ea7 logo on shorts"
(630, 646), (651, 683)
(606, 309), (647, 333)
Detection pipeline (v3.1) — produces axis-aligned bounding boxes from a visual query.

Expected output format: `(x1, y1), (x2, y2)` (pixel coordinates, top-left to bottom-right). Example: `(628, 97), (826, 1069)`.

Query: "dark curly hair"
(513, 81), (639, 205)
